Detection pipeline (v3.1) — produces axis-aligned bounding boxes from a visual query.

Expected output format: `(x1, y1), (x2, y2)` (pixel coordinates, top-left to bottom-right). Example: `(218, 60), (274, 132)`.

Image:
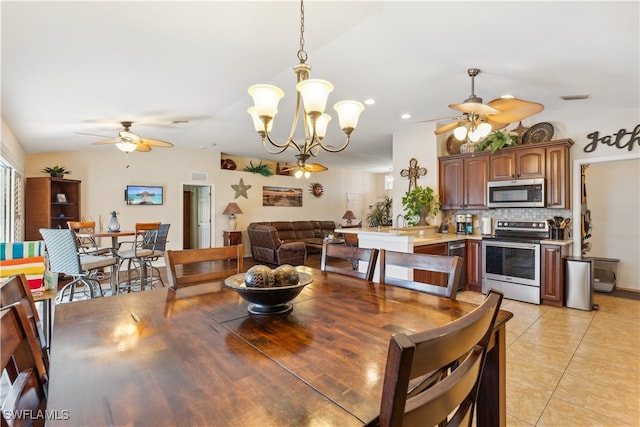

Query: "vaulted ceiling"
(2, 1), (638, 173)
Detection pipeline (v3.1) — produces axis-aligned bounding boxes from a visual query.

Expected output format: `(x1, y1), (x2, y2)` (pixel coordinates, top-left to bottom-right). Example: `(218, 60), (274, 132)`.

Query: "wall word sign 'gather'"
(584, 124), (640, 153)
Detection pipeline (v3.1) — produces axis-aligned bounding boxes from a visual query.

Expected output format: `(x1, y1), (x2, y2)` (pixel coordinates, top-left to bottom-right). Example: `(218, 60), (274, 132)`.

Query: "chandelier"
(247, 0), (364, 165)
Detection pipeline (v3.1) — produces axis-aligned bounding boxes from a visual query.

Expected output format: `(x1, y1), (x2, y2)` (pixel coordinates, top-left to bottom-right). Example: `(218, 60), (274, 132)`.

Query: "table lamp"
(223, 202), (243, 230)
(342, 210), (356, 226)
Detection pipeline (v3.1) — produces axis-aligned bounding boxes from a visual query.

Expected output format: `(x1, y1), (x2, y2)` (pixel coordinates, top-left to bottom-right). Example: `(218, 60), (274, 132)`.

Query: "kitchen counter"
(337, 226), (483, 247)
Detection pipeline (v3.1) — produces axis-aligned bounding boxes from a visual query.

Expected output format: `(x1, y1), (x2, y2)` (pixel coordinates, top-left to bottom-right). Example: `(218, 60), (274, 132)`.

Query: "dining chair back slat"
(1, 302), (48, 427)
(320, 242), (379, 281)
(379, 249), (462, 299)
(0, 274), (49, 383)
(376, 290), (503, 427)
(165, 245), (243, 289)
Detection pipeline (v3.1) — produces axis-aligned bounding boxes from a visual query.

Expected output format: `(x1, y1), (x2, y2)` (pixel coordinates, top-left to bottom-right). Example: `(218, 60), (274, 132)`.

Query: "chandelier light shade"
(247, 0), (364, 172)
(342, 210), (357, 225)
(223, 202), (243, 230)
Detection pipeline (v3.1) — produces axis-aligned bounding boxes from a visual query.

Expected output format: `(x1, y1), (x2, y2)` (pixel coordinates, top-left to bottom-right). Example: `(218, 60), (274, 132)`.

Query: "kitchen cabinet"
(541, 243), (569, 307)
(465, 239), (482, 292)
(25, 177), (82, 241)
(439, 153), (489, 210)
(545, 141), (571, 208)
(440, 139), (573, 210)
(489, 147), (545, 181)
(414, 242), (448, 286)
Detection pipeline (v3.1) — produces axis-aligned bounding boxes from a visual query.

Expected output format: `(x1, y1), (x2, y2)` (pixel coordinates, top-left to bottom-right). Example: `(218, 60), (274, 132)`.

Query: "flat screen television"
(125, 185), (164, 205)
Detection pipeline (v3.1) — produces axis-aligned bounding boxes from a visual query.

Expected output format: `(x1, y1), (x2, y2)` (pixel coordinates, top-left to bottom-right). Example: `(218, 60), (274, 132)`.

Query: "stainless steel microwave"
(487, 178), (545, 208)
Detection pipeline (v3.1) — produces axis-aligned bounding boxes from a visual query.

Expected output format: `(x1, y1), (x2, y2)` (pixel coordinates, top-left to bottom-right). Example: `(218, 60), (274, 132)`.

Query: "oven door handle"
(483, 241), (538, 250)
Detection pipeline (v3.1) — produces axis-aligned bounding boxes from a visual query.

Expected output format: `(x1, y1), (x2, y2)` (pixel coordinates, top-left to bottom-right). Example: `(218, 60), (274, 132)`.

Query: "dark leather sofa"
(247, 220), (337, 266)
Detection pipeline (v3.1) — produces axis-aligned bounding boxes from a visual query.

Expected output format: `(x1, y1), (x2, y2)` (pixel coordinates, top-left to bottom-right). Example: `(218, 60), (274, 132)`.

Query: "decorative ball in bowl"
(224, 265), (313, 315)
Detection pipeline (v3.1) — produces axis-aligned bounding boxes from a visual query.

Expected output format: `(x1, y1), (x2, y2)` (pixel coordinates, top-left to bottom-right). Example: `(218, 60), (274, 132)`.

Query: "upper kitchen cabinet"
(489, 146), (546, 181)
(439, 153), (489, 210)
(439, 139), (573, 210)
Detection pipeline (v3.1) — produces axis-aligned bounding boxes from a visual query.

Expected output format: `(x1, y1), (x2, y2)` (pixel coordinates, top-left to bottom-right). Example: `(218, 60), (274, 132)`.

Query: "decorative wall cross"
(400, 158), (427, 191)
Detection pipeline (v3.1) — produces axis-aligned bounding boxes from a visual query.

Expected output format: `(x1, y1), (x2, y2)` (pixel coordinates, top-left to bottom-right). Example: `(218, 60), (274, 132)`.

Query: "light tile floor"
(456, 290), (640, 426)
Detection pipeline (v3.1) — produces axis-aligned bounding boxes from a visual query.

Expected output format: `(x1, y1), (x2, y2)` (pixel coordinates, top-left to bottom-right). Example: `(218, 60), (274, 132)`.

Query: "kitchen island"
(337, 226), (481, 282)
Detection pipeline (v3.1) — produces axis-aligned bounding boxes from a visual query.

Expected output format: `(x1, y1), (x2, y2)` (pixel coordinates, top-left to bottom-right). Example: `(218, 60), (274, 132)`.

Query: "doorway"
(182, 184), (213, 249)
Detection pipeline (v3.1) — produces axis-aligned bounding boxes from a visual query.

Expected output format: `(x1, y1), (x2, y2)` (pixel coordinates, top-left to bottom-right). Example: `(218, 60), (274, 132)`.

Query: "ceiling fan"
(280, 154), (328, 178)
(422, 68), (544, 141)
(84, 121), (174, 152)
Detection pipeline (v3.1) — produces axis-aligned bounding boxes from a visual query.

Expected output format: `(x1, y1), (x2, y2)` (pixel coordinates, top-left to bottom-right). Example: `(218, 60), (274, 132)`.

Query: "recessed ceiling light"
(500, 94), (515, 99)
(560, 94), (591, 101)
(401, 113), (411, 120)
(364, 98), (376, 105)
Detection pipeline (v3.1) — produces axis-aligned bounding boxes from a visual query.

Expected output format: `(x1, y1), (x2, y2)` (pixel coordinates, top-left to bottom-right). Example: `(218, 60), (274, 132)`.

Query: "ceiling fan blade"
(417, 115), (464, 124)
(140, 138), (174, 148)
(449, 102), (501, 115)
(135, 143), (152, 152)
(434, 121), (464, 135)
(77, 132), (113, 139)
(92, 139), (118, 145)
(486, 98), (544, 124)
(305, 163), (328, 172)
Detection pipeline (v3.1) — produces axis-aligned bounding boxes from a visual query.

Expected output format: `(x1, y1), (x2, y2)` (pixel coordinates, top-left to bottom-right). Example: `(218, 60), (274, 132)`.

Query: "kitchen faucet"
(396, 214), (406, 230)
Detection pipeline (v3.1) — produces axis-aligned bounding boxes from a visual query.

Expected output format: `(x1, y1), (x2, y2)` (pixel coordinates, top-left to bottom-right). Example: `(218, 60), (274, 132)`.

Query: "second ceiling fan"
(89, 121), (174, 152)
(424, 68), (544, 142)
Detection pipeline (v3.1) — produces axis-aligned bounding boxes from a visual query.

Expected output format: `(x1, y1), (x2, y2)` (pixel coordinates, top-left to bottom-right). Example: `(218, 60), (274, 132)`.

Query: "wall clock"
(309, 183), (324, 198)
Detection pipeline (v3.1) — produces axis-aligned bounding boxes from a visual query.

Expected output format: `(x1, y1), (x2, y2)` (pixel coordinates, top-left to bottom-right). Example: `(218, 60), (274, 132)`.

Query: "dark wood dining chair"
(378, 249), (462, 299)
(374, 290), (503, 427)
(1, 302), (48, 427)
(164, 244), (243, 289)
(0, 274), (49, 384)
(320, 242), (379, 281)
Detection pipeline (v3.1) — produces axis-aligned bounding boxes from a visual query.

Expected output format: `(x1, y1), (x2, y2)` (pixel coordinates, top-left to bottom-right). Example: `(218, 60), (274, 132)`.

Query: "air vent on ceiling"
(560, 94), (591, 101)
(190, 172), (208, 182)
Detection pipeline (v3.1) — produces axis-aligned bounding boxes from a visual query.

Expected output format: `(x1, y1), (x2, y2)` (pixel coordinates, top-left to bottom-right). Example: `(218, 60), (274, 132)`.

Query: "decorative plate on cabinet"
(522, 122), (554, 144)
(446, 134), (465, 154)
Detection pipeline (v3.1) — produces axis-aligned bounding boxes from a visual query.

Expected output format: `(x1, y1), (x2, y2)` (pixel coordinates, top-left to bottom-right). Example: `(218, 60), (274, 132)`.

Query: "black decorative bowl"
(224, 272), (313, 315)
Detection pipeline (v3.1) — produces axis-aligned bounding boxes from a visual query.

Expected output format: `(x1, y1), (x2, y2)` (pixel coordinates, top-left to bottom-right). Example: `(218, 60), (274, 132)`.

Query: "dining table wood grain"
(45, 266), (512, 427)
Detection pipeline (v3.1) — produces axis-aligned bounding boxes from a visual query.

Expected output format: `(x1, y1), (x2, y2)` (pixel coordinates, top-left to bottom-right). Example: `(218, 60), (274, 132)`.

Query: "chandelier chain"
(297, 0), (307, 63)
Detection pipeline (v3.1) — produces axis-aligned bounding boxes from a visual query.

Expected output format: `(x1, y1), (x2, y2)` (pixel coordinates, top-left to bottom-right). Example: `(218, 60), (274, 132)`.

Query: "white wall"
(586, 158), (639, 290)
(24, 147), (381, 257)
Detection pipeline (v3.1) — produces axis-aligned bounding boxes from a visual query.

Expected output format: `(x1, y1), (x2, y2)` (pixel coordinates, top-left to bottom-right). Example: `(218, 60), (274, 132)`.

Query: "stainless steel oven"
(482, 220), (548, 304)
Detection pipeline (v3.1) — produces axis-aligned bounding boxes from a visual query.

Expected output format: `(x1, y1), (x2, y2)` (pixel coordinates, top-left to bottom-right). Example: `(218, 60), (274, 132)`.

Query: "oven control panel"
(495, 220), (549, 232)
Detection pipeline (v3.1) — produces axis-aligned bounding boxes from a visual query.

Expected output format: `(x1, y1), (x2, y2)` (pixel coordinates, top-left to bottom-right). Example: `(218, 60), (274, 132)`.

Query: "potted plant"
(401, 186), (440, 226)
(479, 130), (518, 153)
(243, 160), (273, 177)
(41, 165), (71, 178)
(366, 195), (392, 227)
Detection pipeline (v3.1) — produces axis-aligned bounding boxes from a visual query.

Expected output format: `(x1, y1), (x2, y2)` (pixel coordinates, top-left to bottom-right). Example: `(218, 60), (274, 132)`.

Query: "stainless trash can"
(565, 257), (596, 311)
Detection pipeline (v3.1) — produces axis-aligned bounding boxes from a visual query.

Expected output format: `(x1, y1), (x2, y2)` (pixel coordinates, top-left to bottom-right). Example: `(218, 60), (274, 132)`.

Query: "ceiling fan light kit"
(247, 0), (364, 176)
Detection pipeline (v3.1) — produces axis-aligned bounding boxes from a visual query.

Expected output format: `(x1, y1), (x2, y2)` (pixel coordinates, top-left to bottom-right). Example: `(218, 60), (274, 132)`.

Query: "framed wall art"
(263, 186), (302, 207)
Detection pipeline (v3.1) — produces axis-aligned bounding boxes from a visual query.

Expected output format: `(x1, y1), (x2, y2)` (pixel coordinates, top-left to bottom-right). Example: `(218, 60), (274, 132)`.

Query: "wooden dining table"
(45, 266), (512, 426)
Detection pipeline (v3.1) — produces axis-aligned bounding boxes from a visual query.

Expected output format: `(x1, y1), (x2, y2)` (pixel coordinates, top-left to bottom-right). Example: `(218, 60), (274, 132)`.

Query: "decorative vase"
(108, 212), (120, 233)
(418, 207), (430, 226)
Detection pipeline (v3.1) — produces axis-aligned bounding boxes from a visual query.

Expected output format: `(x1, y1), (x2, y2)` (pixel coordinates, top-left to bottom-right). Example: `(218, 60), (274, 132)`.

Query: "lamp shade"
(296, 79), (334, 114)
(333, 100), (365, 131)
(342, 210), (356, 220)
(248, 84), (284, 119)
(223, 203), (243, 216)
(116, 141), (138, 153)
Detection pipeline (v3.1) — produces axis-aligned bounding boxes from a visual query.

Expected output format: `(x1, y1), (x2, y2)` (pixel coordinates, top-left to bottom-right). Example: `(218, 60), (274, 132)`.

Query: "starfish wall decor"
(232, 178), (252, 199)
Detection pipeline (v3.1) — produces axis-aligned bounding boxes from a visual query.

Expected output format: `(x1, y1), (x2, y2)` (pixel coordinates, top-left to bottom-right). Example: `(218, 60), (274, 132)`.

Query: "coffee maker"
(455, 214), (466, 234)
